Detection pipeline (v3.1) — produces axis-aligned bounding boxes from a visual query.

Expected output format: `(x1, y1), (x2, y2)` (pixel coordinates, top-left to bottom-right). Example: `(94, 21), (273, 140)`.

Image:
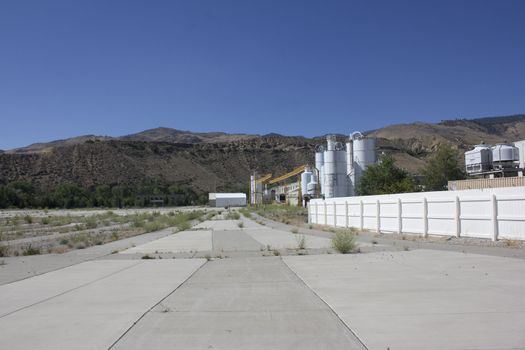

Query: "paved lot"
(1, 212), (524, 349)
(284, 250), (525, 350)
(120, 230), (213, 254)
(112, 257), (365, 350)
(245, 227), (333, 250)
(0, 227), (179, 285)
(0, 259), (205, 350)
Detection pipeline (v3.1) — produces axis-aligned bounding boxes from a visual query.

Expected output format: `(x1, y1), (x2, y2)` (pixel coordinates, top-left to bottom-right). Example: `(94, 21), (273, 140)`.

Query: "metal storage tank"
(492, 144), (519, 169)
(335, 145), (348, 197)
(353, 134), (376, 187)
(323, 136), (348, 198)
(323, 146), (336, 198)
(306, 178), (317, 195)
(315, 147), (325, 195)
(301, 169), (312, 197)
(346, 139), (354, 196)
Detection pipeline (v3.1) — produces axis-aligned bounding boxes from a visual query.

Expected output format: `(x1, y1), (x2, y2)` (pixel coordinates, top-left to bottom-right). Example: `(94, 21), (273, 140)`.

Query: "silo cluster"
(311, 133), (377, 199)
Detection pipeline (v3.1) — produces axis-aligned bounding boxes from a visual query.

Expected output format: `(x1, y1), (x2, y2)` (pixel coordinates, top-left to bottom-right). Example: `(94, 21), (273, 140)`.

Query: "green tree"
(421, 144), (465, 191)
(356, 155), (417, 195)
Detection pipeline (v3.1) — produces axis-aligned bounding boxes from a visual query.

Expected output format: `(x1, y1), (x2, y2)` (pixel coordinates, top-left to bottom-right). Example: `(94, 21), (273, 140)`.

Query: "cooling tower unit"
(465, 144), (492, 175)
(515, 140), (525, 170)
(492, 144), (519, 170)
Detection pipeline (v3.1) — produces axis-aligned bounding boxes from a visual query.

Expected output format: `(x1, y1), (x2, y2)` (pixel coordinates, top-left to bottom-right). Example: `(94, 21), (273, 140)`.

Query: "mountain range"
(1, 114), (524, 193)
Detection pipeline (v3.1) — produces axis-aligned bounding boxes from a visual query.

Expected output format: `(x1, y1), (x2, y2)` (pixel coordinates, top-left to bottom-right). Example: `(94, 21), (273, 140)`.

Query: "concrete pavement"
(246, 227), (333, 250)
(0, 227), (182, 285)
(1, 211), (525, 349)
(284, 250), (525, 350)
(112, 257), (366, 350)
(120, 230), (213, 254)
(0, 259), (205, 350)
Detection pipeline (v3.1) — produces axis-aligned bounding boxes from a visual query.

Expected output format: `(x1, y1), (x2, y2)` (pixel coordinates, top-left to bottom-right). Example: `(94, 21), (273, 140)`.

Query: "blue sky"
(1, 0), (524, 149)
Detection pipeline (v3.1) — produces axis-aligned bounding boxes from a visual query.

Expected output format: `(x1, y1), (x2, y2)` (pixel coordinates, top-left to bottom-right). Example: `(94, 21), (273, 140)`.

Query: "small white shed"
(208, 193), (247, 208)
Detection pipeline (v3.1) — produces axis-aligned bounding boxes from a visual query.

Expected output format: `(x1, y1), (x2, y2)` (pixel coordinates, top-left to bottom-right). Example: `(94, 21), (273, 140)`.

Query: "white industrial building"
(208, 193), (246, 208)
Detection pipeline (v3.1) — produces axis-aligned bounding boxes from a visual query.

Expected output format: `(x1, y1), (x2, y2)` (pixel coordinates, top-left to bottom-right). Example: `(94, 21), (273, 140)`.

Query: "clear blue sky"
(1, 0), (524, 149)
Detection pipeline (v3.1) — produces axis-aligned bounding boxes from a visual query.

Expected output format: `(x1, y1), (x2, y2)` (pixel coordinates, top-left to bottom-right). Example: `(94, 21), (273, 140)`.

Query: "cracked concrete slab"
(120, 230), (212, 254)
(111, 257), (366, 350)
(284, 250), (525, 350)
(0, 259), (205, 350)
(245, 228), (333, 250)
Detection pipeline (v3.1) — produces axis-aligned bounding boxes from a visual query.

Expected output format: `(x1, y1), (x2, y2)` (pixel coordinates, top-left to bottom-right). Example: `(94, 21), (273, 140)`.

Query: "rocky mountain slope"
(6, 128), (259, 154)
(0, 138), (314, 193)
(1, 114), (524, 192)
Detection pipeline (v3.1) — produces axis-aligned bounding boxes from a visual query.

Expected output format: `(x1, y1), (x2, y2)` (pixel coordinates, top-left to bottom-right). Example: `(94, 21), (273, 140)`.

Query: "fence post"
(324, 201), (327, 226)
(345, 201), (349, 228)
(333, 202), (337, 228)
(455, 196), (460, 237)
(423, 197), (428, 238)
(376, 199), (381, 234)
(492, 194), (499, 241)
(397, 198), (402, 234)
(359, 200), (364, 231)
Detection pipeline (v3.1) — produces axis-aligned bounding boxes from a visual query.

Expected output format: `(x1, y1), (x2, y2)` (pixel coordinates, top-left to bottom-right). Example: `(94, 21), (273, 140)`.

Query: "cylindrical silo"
(323, 137), (348, 199)
(335, 145), (348, 197)
(346, 139), (354, 196)
(323, 147), (336, 198)
(301, 169), (312, 197)
(315, 147), (325, 196)
(353, 135), (376, 188)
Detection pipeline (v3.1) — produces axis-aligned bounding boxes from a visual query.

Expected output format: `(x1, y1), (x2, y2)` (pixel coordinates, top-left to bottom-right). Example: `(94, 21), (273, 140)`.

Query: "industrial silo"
(315, 146), (325, 196)
(352, 132), (376, 189)
(323, 135), (349, 198)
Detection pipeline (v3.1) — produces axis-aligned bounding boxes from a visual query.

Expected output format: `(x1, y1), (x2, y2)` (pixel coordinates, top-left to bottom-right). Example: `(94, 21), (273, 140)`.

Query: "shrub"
(144, 221), (163, 233)
(225, 211), (240, 220)
(291, 227), (299, 234)
(296, 234), (307, 250)
(85, 216), (97, 229)
(22, 245), (41, 256)
(332, 229), (357, 254)
(177, 221), (191, 231)
(24, 215), (33, 224)
(42, 217), (50, 225)
(237, 222), (244, 228)
(0, 245), (8, 257)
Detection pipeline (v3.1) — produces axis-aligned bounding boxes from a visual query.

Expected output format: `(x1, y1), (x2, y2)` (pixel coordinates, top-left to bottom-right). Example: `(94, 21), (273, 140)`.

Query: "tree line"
(356, 144), (466, 195)
(0, 181), (208, 209)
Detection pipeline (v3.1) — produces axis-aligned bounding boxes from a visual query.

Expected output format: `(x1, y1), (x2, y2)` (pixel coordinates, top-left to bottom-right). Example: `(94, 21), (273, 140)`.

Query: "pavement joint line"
(1, 227), (177, 286)
(107, 259), (209, 350)
(281, 257), (369, 350)
(0, 260), (143, 319)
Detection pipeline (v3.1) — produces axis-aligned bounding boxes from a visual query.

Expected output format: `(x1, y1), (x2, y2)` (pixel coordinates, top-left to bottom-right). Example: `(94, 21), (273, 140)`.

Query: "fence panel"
(308, 187), (525, 241)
